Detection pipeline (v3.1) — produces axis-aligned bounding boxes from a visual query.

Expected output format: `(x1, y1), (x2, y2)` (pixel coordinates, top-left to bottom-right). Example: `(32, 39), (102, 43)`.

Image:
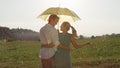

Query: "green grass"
(0, 41), (41, 68)
(71, 37), (120, 62)
(71, 37), (120, 68)
(0, 37), (120, 68)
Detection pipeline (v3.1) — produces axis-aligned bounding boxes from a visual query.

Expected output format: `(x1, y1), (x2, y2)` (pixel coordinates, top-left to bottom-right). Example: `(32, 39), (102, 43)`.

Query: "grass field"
(0, 37), (120, 68)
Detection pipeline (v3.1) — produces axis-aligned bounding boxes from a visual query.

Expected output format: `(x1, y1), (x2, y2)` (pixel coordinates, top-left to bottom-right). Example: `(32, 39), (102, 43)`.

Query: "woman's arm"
(70, 26), (77, 38)
(71, 37), (91, 48)
(70, 26), (92, 48)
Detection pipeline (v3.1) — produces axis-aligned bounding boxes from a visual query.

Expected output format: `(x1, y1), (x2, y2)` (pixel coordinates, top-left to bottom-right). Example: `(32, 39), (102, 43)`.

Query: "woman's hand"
(86, 42), (94, 46)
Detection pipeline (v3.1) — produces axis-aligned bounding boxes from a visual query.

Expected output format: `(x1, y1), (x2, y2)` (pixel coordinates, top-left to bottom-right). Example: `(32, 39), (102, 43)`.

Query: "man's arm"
(41, 43), (71, 51)
(58, 44), (71, 51)
(41, 43), (55, 48)
(51, 29), (71, 51)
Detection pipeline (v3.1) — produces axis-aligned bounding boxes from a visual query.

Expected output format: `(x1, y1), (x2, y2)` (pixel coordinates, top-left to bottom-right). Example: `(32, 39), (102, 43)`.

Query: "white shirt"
(39, 24), (60, 59)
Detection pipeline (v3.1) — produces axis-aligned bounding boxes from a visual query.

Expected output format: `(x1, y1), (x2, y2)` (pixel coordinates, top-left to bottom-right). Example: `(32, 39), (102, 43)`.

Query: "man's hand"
(65, 47), (71, 51)
(58, 44), (71, 51)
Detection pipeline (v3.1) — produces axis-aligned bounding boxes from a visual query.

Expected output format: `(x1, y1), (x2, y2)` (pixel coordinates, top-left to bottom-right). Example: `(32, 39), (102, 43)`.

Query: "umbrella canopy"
(37, 7), (80, 23)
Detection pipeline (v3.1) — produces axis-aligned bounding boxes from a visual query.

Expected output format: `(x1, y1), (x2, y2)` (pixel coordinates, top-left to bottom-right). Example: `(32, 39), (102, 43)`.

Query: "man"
(39, 14), (70, 68)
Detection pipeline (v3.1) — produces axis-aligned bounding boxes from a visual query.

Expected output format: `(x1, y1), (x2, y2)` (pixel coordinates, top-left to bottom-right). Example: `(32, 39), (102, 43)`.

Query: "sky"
(0, 0), (120, 36)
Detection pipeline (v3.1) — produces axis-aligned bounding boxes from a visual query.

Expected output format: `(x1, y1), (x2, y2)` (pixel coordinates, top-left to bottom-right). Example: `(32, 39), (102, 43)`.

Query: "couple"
(39, 14), (91, 68)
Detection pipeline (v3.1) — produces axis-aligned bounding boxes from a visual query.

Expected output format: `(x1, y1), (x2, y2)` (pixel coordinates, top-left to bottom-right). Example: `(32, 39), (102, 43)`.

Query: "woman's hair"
(70, 26), (78, 37)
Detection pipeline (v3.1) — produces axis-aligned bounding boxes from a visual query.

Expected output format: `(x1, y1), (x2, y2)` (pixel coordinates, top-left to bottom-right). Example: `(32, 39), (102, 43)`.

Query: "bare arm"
(71, 37), (92, 48)
(70, 26), (77, 38)
(70, 26), (92, 48)
(58, 44), (71, 51)
(41, 43), (55, 48)
(71, 37), (92, 49)
(41, 43), (71, 51)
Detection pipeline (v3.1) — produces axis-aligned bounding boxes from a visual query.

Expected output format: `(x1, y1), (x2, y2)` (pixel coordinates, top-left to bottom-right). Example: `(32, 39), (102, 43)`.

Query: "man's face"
(54, 18), (59, 25)
(60, 23), (64, 31)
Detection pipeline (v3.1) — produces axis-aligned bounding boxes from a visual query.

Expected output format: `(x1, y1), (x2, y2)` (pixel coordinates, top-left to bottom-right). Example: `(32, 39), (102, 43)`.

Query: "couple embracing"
(39, 14), (92, 68)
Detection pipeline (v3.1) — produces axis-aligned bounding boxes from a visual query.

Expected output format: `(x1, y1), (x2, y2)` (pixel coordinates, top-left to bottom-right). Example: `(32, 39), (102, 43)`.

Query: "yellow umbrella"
(37, 7), (80, 23)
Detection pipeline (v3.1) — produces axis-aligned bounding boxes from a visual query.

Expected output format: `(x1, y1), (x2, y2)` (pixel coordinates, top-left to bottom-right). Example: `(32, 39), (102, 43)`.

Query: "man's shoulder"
(40, 26), (56, 32)
(40, 24), (48, 30)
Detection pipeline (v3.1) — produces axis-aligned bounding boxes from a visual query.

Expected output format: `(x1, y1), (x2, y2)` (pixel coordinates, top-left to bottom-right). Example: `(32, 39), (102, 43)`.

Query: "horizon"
(0, 25), (119, 37)
(0, 0), (120, 36)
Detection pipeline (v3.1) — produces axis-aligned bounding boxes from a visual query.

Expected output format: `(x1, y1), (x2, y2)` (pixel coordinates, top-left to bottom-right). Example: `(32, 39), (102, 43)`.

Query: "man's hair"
(48, 14), (59, 22)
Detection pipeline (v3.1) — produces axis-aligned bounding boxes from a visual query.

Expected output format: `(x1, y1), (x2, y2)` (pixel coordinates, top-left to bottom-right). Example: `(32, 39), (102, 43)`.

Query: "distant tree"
(91, 35), (95, 39)
(79, 35), (84, 39)
(0, 26), (15, 40)
(11, 28), (39, 41)
(0, 26), (39, 41)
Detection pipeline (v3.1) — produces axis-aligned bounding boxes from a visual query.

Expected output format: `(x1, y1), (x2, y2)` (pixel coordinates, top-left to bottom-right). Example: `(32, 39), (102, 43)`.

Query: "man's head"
(48, 14), (59, 26)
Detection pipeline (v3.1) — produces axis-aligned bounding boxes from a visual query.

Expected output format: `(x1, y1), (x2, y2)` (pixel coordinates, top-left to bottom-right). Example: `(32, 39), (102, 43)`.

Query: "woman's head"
(60, 22), (70, 31)
(61, 21), (78, 37)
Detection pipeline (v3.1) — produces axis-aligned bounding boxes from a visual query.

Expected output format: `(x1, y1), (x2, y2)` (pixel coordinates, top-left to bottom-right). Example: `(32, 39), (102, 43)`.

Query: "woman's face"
(60, 22), (70, 31)
(60, 23), (65, 31)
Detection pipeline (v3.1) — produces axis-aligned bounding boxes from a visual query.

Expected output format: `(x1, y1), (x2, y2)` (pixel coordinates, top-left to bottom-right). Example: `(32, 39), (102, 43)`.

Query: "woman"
(55, 22), (92, 68)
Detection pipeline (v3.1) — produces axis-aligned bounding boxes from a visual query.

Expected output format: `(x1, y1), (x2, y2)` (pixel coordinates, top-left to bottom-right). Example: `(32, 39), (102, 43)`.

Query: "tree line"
(0, 26), (39, 41)
(0, 26), (120, 41)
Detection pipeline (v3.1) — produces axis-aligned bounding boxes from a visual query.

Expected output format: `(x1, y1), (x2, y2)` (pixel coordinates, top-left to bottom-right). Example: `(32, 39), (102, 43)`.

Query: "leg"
(41, 56), (55, 68)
